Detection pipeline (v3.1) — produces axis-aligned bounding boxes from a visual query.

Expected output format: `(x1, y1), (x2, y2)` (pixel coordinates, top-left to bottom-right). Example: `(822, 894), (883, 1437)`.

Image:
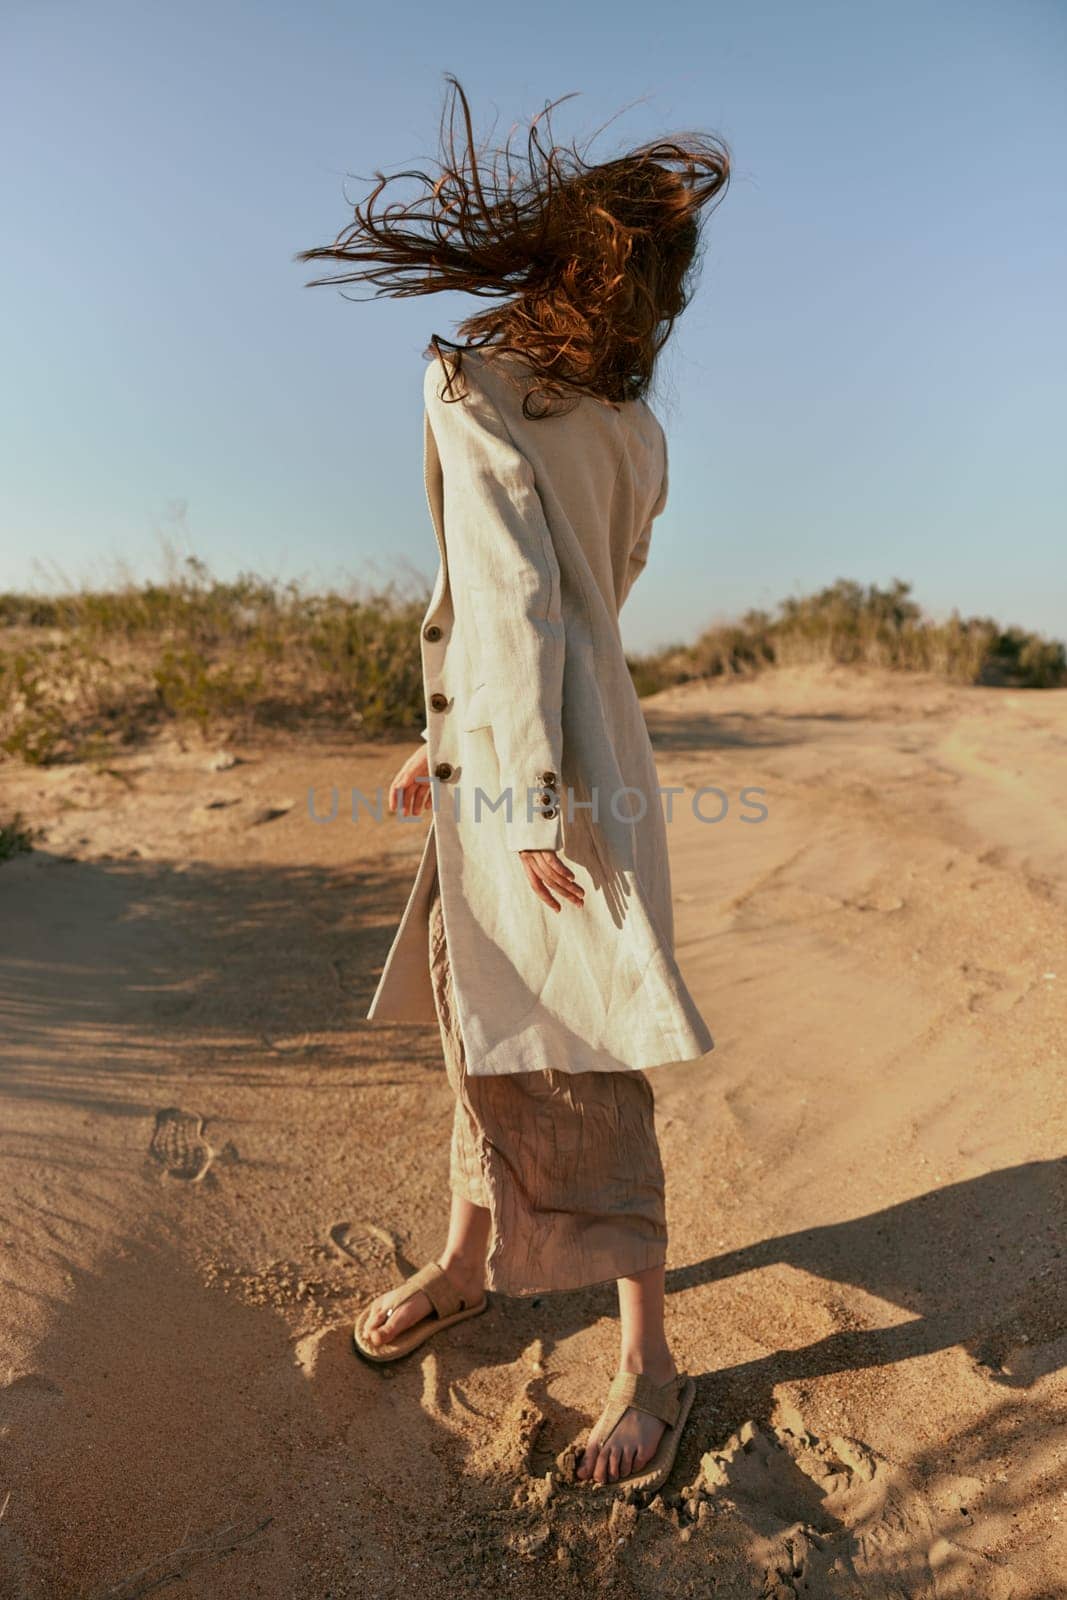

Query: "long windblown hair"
(296, 75), (731, 417)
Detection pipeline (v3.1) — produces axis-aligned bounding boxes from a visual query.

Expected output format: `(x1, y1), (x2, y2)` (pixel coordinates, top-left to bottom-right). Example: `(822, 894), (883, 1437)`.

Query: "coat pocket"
(461, 681), (493, 732)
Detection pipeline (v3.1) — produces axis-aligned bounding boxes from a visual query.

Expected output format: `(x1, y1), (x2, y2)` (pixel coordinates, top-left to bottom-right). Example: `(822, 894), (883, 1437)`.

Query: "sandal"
(352, 1261), (488, 1364)
(579, 1369), (697, 1495)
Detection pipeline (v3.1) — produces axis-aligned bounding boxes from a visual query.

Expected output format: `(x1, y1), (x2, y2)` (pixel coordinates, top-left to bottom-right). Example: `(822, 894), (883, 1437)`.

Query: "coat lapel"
(422, 412), (448, 620)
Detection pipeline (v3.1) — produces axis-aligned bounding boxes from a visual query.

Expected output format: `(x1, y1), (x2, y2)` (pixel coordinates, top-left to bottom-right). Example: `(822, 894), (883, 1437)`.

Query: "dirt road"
(1, 664), (1063, 1598)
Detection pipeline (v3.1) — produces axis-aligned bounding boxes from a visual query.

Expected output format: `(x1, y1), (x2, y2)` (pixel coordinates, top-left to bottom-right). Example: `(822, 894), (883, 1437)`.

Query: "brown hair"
(296, 75), (731, 418)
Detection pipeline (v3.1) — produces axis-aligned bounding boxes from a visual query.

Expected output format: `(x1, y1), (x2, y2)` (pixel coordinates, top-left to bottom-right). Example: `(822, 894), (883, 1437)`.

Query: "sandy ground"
(1, 662), (1064, 1599)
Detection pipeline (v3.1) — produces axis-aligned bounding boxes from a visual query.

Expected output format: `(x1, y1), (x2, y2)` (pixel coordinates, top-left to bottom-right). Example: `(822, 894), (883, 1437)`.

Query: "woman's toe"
(365, 1301), (393, 1344)
(636, 1423), (664, 1471)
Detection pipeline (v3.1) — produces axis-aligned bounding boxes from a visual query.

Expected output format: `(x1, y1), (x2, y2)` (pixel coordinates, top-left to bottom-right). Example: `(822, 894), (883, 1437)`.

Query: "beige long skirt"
(427, 867), (668, 1297)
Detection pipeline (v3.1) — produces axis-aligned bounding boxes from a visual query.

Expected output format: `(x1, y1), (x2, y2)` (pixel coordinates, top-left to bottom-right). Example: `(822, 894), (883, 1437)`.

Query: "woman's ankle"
(438, 1246), (487, 1288)
(617, 1341), (676, 1378)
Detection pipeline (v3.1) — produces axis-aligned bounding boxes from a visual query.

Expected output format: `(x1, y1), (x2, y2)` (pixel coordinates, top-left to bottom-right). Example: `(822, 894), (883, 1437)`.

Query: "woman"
(298, 76), (729, 1494)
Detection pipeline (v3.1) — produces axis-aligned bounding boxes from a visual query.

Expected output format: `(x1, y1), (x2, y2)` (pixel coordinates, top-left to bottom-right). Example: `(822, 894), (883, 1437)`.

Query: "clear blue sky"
(3, 0), (1065, 651)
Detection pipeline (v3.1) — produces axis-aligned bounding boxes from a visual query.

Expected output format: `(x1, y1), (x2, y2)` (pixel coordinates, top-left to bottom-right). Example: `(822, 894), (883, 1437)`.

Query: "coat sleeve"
(620, 429), (669, 611)
(424, 358), (565, 853)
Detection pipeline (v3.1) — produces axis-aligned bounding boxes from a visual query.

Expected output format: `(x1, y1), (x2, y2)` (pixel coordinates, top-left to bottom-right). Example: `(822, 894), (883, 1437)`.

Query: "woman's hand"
(387, 745), (433, 818)
(519, 849), (585, 912)
(388, 749), (581, 910)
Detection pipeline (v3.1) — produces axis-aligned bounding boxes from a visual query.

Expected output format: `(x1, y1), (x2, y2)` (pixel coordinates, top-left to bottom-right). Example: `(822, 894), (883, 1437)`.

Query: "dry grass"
(1, 566), (1062, 768)
(626, 578), (1066, 696)
(0, 556), (428, 765)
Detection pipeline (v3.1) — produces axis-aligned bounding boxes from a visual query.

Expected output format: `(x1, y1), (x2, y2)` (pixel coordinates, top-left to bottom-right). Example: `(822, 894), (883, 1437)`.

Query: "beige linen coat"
(365, 348), (714, 1078)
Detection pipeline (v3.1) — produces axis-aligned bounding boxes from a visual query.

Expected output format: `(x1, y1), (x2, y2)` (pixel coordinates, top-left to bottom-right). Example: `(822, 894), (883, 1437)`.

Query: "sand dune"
(1, 663), (1064, 1598)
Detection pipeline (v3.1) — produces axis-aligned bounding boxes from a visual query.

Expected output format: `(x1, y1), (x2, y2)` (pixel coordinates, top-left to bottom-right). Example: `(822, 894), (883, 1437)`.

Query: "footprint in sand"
(327, 1219), (400, 1276)
(672, 1409), (1015, 1600)
(148, 1107), (215, 1181)
(960, 961), (1035, 1015)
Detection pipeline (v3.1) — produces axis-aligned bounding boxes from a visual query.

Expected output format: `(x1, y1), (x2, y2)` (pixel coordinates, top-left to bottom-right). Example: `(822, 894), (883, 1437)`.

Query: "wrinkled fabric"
(428, 867), (668, 1296)
(366, 347), (716, 1079)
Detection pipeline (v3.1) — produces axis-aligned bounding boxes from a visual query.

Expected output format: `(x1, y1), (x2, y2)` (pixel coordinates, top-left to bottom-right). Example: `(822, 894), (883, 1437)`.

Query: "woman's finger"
(518, 850), (584, 908)
(544, 875), (583, 907)
(521, 854), (561, 912)
(540, 859), (584, 904)
(406, 780), (428, 817)
(532, 853), (583, 905)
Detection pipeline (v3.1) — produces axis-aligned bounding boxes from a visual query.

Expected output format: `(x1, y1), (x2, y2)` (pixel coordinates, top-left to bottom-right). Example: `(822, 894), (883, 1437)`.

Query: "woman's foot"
(576, 1345), (678, 1483)
(361, 1251), (486, 1349)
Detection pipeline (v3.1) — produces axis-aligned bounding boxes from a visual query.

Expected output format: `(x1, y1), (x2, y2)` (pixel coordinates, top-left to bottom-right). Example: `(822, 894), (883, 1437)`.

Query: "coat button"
(423, 623), (442, 642)
(429, 692), (448, 711)
(434, 761), (454, 781)
(539, 770), (558, 787)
